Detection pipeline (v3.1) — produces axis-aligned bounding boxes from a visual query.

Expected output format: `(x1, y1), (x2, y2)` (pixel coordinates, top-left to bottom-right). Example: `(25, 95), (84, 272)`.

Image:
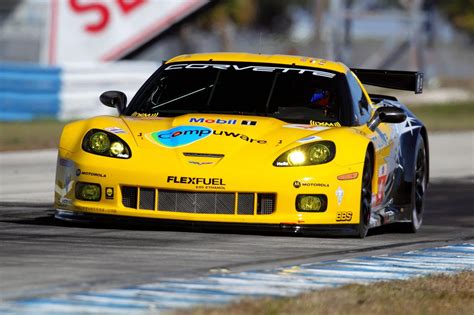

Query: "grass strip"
(0, 120), (67, 151)
(172, 271), (474, 315)
(410, 102), (474, 131)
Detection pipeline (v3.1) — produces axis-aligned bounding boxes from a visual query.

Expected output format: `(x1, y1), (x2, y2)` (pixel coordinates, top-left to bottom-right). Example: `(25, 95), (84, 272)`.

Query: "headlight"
(296, 194), (327, 212)
(89, 132), (110, 153)
(82, 129), (131, 158)
(274, 141), (335, 167)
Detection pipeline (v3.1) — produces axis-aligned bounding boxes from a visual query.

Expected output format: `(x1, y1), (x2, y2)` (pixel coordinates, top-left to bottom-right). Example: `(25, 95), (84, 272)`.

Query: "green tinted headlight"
(308, 143), (331, 164)
(274, 141), (335, 167)
(296, 194), (327, 212)
(83, 129), (131, 159)
(89, 132), (110, 153)
(75, 182), (101, 201)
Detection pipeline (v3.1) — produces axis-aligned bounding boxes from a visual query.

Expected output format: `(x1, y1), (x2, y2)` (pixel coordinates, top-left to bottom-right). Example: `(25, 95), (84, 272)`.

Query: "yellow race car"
(55, 53), (428, 238)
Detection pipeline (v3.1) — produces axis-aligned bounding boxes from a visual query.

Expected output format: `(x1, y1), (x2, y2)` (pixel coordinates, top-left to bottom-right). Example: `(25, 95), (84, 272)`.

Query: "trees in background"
(437, 0), (474, 42)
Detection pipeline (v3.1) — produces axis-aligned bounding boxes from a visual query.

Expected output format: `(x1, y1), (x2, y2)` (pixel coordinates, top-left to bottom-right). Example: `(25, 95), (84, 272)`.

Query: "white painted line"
(4, 243), (474, 315)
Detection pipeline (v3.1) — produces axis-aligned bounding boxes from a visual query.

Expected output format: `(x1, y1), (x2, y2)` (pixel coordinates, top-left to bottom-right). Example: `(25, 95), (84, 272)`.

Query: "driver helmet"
(310, 89), (330, 107)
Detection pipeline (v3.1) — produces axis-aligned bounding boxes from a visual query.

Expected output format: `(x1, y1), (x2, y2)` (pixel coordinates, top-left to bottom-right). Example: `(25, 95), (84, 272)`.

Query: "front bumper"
(55, 149), (364, 226)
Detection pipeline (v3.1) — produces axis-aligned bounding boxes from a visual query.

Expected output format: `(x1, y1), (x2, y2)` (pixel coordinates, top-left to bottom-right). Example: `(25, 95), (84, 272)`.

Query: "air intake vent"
(183, 152), (224, 158)
(122, 186), (137, 208)
(139, 188), (155, 210)
(158, 190), (234, 214)
(121, 186), (276, 215)
(257, 194), (276, 215)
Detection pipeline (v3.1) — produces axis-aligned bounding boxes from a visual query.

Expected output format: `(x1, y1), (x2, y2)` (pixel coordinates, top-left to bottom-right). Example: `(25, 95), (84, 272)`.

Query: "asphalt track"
(0, 132), (473, 306)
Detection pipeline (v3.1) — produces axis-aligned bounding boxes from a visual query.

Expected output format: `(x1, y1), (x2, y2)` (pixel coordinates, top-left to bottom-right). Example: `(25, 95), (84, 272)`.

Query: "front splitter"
(55, 209), (359, 237)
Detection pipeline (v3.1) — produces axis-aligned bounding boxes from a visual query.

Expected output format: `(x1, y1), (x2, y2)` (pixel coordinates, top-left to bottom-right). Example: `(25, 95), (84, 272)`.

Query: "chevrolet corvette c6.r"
(54, 52), (428, 238)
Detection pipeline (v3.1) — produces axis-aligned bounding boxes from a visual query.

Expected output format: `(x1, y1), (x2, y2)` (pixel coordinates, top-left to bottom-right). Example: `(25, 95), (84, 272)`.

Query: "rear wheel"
(356, 151), (373, 238)
(404, 137), (427, 232)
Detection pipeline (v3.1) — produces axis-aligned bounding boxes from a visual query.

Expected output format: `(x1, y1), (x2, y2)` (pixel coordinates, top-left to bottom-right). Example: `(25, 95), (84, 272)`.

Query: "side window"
(347, 71), (370, 125)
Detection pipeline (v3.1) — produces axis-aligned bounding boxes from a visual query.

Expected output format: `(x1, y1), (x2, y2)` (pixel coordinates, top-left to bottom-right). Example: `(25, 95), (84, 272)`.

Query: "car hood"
(95, 114), (342, 167)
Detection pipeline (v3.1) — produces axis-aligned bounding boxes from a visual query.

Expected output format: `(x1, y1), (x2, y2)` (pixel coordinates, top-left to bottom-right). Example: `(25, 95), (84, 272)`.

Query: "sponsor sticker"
(55, 158), (76, 206)
(105, 127), (126, 134)
(336, 211), (352, 222)
(336, 186), (344, 206)
(167, 176), (226, 190)
(131, 112), (160, 118)
(189, 117), (237, 125)
(150, 126), (212, 148)
(149, 126), (267, 147)
(59, 158), (74, 167)
(165, 63), (336, 78)
(283, 124), (329, 131)
(76, 169), (106, 178)
(105, 187), (114, 200)
(189, 117), (257, 126)
(76, 206), (117, 214)
(293, 180), (329, 188)
(375, 164), (388, 206)
(310, 120), (341, 127)
(241, 120), (257, 126)
(297, 135), (321, 143)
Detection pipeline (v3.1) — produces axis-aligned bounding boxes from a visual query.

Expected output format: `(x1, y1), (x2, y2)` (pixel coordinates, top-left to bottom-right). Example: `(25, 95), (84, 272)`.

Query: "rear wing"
(351, 68), (423, 94)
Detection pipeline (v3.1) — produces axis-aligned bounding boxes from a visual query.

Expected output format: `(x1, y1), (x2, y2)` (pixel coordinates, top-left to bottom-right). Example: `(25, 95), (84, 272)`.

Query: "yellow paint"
(55, 53), (395, 226)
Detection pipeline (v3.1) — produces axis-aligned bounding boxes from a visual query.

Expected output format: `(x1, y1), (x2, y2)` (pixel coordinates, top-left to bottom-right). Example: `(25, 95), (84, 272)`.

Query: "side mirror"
(367, 106), (406, 131)
(100, 91), (127, 115)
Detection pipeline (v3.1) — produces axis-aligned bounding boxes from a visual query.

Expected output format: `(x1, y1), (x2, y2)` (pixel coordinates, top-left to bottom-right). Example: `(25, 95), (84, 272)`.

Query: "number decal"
(336, 211), (353, 222)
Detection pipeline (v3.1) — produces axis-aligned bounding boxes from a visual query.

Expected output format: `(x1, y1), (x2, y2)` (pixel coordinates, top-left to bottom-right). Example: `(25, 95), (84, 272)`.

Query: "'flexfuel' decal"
(167, 176), (225, 185)
(167, 176), (226, 190)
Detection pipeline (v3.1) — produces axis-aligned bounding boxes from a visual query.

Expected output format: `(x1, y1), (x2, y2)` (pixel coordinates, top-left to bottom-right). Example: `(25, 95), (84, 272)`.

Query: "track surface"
(0, 132), (473, 303)
(0, 180), (472, 303)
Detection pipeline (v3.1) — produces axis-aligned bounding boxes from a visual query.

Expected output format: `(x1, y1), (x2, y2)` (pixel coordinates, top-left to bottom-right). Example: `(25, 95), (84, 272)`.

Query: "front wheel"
(356, 151), (373, 238)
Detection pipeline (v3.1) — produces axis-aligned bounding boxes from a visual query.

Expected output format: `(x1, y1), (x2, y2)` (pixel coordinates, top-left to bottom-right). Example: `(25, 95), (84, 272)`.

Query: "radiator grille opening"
(158, 190), (235, 214)
(257, 194), (276, 215)
(139, 188), (155, 210)
(121, 186), (276, 215)
(122, 186), (137, 208)
(238, 193), (254, 215)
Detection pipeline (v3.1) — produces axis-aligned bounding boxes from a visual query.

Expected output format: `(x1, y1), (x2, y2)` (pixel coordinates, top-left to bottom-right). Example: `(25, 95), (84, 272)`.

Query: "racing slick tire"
(356, 151), (373, 238)
(399, 136), (428, 233)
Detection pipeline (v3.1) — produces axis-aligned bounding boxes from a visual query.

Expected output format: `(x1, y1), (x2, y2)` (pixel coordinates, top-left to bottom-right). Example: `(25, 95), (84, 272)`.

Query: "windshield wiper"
(264, 72), (280, 115)
(203, 70), (221, 112)
(151, 84), (214, 110)
(149, 77), (167, 106)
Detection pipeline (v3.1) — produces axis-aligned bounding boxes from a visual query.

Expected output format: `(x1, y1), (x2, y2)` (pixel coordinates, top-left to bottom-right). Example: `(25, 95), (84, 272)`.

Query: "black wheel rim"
(361, 156), (372, 226)
(414, 144), (426, 217)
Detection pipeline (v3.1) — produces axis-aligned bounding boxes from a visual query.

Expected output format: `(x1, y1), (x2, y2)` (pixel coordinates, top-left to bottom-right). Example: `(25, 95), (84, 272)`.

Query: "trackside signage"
(48, 0), (209, 64)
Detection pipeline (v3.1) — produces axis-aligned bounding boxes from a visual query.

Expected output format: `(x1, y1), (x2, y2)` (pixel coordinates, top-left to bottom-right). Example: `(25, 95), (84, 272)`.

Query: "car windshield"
(129, 62), (345, 124)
